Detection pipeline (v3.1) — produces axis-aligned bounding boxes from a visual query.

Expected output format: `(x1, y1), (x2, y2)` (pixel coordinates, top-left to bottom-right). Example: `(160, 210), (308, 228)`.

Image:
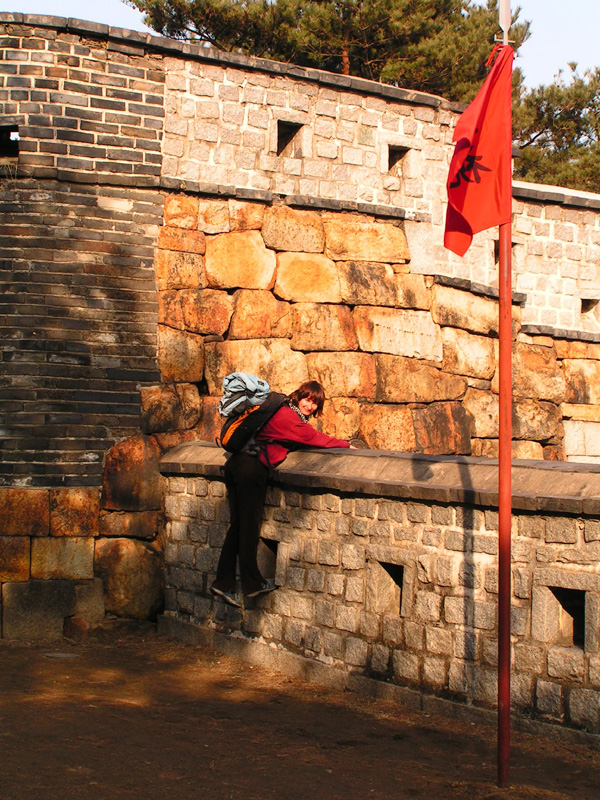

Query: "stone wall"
(160, 443), (600, 734)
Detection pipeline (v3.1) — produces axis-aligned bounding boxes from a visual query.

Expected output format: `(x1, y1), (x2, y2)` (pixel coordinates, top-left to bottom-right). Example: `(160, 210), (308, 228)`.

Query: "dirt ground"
(1, 624), (599, 800)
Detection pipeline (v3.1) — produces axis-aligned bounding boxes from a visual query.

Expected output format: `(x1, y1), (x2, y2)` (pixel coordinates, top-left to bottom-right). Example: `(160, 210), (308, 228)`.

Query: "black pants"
(214, 452), (269, 595)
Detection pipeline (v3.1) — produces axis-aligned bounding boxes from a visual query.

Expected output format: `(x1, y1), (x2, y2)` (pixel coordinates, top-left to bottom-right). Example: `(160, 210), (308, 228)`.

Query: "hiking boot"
(245, 579), (277, 598)
(210, 585), (241, 608)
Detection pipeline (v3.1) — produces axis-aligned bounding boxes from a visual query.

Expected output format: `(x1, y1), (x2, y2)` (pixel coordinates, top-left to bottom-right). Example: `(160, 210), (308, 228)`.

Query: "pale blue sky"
(2, 0), (599, 89)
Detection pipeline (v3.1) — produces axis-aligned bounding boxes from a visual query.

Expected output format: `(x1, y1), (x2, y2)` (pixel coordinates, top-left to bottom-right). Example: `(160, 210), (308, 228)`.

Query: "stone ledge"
(433, 274), (527, 306)
(522, 324), (600, 344)
(159, 441), (600, 514)
(513, 180), (600, 210)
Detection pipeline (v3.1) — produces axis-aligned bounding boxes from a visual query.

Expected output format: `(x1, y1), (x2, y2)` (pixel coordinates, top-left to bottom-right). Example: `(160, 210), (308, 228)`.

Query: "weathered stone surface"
(442, 327), (495, 379)
(31, 537), (94, 580)
(359, 404), (416, 451)
(157, 289), (184, 329)
(1, 580), (75, 641)
(153, 429), (201, 452)
(95, 538), (164, 620)
(563, 359), (600, 405)
(180, 288), (234, 335)
(563, 420), (600, 459)
(205, 338), (308, 395)
(158, 226), (206, 254)
(512, 400), (562, 441)
(275, 253), (341, 303)
(432, 284), (520, 336)
(74, 579), (105, 627)
(99, 511), (159, 541)
(262, 206), (324, 253)
(205, 231), (276, 289)
(163, 194), (199, 229)
(291, 304), (358, 352)
(321, 398), (360, 440)
(229, 199), (265, 231)
(0, 488), (49, 536)
(101, 435), (163, 512)
(0, 536), (30, 581)
(337, 261), (395, 306)
(374, 355), (467, 403)
(306, 352), (376, 399)
(194, 395), (223, 443)
(229, 289), (291, 340)
(155, 249), (205, 291)
(494, 342), (565, 403)
(412, 402), (471, 455)
(561, 404), (600, 422)
(323, 217), (409, 262)
(141, 383), (201, 434)
(49, 488), (100, 538)
(354, 307), (443, 360)
(197, 198), (230, 234)
(463, 388), (498, 438)
(395, 274), (431, 310)
(157, 325), (204, 382)
(471, 439), (544, 459)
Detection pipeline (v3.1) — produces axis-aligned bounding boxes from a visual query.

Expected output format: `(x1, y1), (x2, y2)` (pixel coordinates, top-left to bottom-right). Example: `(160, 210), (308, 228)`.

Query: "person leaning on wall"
(210, 380), (356, 608)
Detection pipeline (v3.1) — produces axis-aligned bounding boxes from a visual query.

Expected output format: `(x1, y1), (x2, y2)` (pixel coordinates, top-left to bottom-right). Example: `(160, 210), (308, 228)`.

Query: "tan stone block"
(98, 511), (159, 541)
(197, 198), (230, 233)
(555, 339), (589, 360)
(463, 388), (498, 438)
(275, 252), (341, 303)
(163, 194), (199, 229)
(158, 226), (206, 254)
(321, 398), (360, 440)
(512, 399), (561, 441)
(374, 355), (467, 403)
(0, 537), (30, 581)
(262, 205), (325, 252)
(152, 429), (201, 452)
(561, 403), (600, 422)
(229, 199), (266, 231)
(472, 439), (544, 459)
(432, 284), (520, 336)
(0, 488), (49, 536)
(229, 289), (291, 340)
(204, 338), (308, 395)
(337, 261), (395, 306)
(155, 250), (206, 291)
(140, 383), (201, 434)
(50, 488), (100, 538)
(101, 435), (163, 512)
(205, 230), (276, 289)
(180, 288), (234, 335)
(354, 306), (442, 360)
(157, 289), (184, 329)
(291, 304), (358, 352)
(323, 217), (409, 262)
(95, 538), (163, 620)
(395, 274), (431, 310)
(74, 579), (105, 626)
(493, 342), (565, 403)
(194, 395), (223, 443)
(306, 352), (376, 399)
(412, 402), (471, 455)
(563, 359), (600, 404)
(442, 327), (495, 379)
(31, 537), (94, 580)
(157, 325), (205, 382)
(359, 404), (416, 451)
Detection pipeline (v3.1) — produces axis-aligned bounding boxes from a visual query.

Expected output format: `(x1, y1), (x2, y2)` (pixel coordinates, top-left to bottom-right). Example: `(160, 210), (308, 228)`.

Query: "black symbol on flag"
(449, 154), (491, 189)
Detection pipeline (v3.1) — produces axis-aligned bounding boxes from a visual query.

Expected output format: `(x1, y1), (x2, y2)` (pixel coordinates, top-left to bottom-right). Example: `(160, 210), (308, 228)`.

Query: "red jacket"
(255, 405), (349, 467)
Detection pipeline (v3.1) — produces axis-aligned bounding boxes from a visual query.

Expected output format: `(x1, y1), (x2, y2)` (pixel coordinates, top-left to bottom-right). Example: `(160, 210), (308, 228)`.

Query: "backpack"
(217, 373), (287, 455)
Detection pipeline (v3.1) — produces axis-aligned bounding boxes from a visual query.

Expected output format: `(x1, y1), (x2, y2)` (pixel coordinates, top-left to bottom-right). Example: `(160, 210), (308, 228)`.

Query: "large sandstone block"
(512, 399), (562, 441)
(74, 579), (105, 627)
(321, 398), (360, 440)
(197, 198), (230, 233)
(1, 580), (75, 640)
(262, 206), (325, 252)
(101, 435), (163, 511)
(494, 342), (565, 403)
(194, 395), (223, 442)
(0, 536), (30, 581)
(99, 510), (159, 540)
(561, 403), (600, 422)
(229, 199), (265, 231)
(155, 249), (205, 291)
(180, 288), (234, 335)
(306, 352), (376, 399)
(158, 226), (206, 254)
(228, 289), (291, 340)
(432, 284), (520, 336)
(0, 488), (49, 536)
(95, 538), (164, 620)
(158, 289), (184, 329)
(472, 439), (544, 459)
(153, 429), (201, 452)
(395, 274), (431, 310)
(275, 253), (341, 303)
(354, 307), (442, 360)
(412, 402), (471, 455)
(563, 420), (600, 458)
(157, 325), (205, 382)
(563, 359), (600, 405)
(462, 388), (499, 438)
(140, 383), (201, 434)
(163, 194), (199, 229)
(205, 339), (308, 395)
(442, 327), (495, 379)
(205, 230), (276, 289)
(374, 355), (467, 403)
(31, 537), (94, 580)
(337, 261), (395, 306)
(291, 304), (358, 352)
(359, 404), (416, 451)
(49, 488), (100, 538)
(323, 217), (409, 262)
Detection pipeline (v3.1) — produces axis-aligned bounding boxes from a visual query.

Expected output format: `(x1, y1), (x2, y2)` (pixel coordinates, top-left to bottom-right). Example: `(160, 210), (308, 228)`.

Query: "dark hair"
(288, 381), (326, 417)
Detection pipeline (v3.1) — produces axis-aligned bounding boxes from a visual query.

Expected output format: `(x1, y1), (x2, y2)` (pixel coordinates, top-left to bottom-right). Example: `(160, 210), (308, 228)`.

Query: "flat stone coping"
(160, 442), (600, 515)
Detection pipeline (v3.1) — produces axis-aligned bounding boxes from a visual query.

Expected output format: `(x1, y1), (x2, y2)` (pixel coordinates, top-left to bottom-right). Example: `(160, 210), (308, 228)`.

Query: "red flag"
(444, 45), (514, 256)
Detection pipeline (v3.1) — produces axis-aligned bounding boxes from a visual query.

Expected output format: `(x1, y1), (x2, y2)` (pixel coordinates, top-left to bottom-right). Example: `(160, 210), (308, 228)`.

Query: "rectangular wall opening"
(257, 537), (278, 580)
(550, 587), (585, 648)
(277, 121), (303, 157)
(376, 561), (404, 615)
(0, 125), (19, 160)
(388, 145), (409, 175)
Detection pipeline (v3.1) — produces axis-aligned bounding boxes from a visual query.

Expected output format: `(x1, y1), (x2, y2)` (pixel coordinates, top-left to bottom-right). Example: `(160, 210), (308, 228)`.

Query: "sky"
(2, 0), (599, 89)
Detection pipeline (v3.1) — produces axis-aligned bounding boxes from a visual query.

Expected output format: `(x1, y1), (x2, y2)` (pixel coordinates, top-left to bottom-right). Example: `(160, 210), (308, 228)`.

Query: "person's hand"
(349, 445), (358, 449)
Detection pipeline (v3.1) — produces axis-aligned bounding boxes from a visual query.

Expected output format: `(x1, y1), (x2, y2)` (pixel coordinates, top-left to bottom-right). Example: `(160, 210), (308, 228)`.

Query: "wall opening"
(258, 537), (278, 580)
(372, 561), (404, 615)
(582, 298), (599, 315)
(277, 121), (303, 157)
(0, 125), (19, 160)
(388, 145), (409, 175)
(550, 587), (585, 649)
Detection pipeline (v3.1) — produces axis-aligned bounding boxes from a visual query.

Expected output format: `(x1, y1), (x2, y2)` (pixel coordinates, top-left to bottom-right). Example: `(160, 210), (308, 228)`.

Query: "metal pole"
(497, 220), (512, 787)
